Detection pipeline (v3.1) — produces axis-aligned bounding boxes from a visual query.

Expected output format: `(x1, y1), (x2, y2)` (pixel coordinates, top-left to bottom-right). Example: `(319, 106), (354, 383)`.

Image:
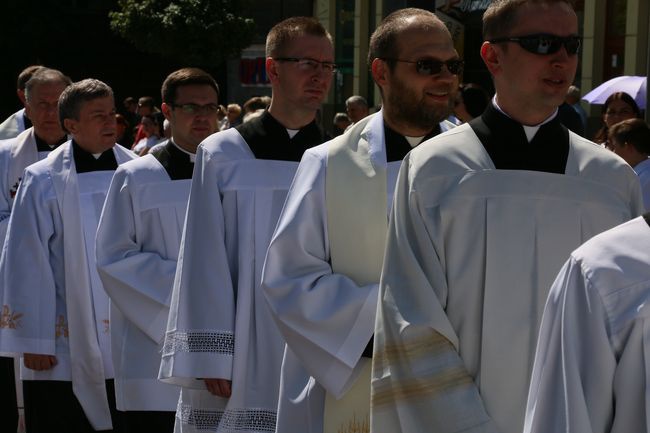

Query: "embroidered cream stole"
(324, 128), (387, 433)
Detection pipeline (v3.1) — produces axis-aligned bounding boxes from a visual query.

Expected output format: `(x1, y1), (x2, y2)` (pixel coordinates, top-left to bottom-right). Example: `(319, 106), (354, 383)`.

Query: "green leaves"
(109, 0), (255, 67)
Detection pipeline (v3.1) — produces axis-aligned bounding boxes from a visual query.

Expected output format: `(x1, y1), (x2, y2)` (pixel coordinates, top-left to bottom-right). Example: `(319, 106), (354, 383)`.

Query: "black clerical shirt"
(384, 122), (441, 162)
(236, 110), (325, 162)
(34, 134), (66, 152)
(72, 141), (118, 173)
(149, 140), (194, 180)
(470, 103), (569, 174)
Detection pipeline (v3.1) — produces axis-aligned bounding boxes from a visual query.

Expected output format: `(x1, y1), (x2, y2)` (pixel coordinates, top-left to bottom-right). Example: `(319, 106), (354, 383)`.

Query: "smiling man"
(371, 1), (644, 433)
(0, 79), (136, 432)
(261, 9), (457, 433)
(96, 68), (220, 432)
(159, 17), (331, 433)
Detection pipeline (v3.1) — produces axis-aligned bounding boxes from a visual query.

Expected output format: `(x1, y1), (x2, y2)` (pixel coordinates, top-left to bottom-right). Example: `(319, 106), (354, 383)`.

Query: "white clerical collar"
(171, 139), (196, 162)
(91, 152), (103, 159)
(286, 128), (299, 139)
(404, 136), (425, 147)
(492, 96), (558, 142)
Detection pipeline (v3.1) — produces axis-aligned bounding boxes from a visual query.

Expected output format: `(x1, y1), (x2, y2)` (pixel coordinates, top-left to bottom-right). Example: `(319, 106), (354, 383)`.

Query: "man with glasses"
(372, 1), (644, 433)
(261, 9), (457, 433)
(159, 17), (331, 433)
(96, 68), (220, 432)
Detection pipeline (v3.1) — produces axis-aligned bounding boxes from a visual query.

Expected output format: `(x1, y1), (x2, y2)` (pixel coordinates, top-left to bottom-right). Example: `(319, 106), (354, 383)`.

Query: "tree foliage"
(110, 0), (255, 67)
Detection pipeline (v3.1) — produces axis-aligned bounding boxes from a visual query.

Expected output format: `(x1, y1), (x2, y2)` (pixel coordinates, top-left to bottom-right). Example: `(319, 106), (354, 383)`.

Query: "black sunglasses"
(382, 58), (464, 76)
(489, 33), (582, 55)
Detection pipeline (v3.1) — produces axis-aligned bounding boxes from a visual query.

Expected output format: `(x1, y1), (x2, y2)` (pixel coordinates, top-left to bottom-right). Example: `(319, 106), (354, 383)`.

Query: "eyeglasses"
(273, 57), (337, 74)
(381, 58), (464, 76)
(489, 34), (582, 55)
(170, 103), (220, 116)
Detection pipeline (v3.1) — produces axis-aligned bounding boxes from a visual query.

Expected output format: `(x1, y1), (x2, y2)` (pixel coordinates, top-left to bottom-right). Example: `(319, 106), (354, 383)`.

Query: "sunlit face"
(270, 34), (334, 113)
(382, 24), (459, 131)
(162, 84), (219, 153)
(24, 81), (67, 144)
(603, 99), (638, 128)
(486, 2), (579, 122)
(64, 96), (116, 153)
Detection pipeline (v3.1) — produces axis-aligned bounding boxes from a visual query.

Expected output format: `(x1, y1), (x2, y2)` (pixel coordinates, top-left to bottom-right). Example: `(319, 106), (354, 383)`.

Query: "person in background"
(454, 83), (490, 123)
(345, 95), (370, 125)
(608, 118), (650, 210)
(565, 84), (587, 130)
(114, 114), (130, 148)
(593, 91), (641, 146)
(223, 103), (242, 129)
(0, 65), (45, 140)
(132, 114), (163, 155)
(131, 96), (159, 147)
(332, 112), (351, 136)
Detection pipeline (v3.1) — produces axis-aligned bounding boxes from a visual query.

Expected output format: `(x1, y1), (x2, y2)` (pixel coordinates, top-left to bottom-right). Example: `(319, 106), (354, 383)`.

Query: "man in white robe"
(261, 9), (459, 433)
(523, 213), (650, 433)
(0, 78), (136, 432)
(96, 68), (221, 432)
(0, 67), (71, 433)
(371, 2), (645, 433)
(159, 17), (333, 433)
(0, 65), (44, 140)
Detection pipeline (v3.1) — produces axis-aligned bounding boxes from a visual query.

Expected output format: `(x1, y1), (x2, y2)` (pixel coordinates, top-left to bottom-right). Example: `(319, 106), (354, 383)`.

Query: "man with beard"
(159, 17), (332, 433)
(0, 79), (136, 432)
(261, 9), (458, 433)
(96, 68), (220, 432)
(371, 1), (643, 433)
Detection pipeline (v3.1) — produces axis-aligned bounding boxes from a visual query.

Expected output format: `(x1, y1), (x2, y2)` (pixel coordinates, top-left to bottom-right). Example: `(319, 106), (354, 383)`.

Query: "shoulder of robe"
(199, 128), (253, 163)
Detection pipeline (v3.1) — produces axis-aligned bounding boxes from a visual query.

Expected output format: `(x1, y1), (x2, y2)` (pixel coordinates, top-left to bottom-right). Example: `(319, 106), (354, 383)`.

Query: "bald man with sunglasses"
(261, 9), (457, 433)
(371, 1), (644, 433)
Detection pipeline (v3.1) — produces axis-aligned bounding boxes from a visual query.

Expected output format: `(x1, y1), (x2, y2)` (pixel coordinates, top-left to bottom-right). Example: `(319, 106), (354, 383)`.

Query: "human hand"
(23, 353), (58, 371)
(203, 378), (232, 397)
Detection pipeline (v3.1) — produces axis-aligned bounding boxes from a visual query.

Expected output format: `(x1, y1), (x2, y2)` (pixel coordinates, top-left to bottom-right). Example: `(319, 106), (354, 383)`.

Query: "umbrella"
(582, 75), (647, 109)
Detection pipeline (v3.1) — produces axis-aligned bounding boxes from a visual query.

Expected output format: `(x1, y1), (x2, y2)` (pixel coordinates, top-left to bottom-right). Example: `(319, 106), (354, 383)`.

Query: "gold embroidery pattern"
(102, 319), (110, 334)
(338, 414), (369, 433)
(0, 305), (23, 329)
(55, 315), (69, 338)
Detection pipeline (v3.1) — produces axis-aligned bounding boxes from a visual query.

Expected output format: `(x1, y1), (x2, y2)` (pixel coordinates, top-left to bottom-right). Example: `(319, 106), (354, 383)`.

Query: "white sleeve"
(159, 147), (235, 387)
(0, 168), (58, 356)
(262, 149), (379, 398)
(96, 167), (176, 343)
(371, 154), (497, 433)
(524, 257), (618, 433)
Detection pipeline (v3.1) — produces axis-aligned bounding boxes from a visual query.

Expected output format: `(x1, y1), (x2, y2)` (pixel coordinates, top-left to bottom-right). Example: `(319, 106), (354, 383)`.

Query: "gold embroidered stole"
(324, 127), (387, 433)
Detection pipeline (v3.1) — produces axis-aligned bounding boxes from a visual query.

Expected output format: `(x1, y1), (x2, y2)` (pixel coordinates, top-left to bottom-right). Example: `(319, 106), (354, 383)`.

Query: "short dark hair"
(59, 79), (114, 133)
(161, 68), (219, 104)
(138, 96), (156, 108)
(266, 17), (332, 57)
(608, 118), (650, 155)
(368, 8), (443, 69)
(24, 68), (72, 103)
(483, 0), (576, 40)
(17, 65), (45, 90)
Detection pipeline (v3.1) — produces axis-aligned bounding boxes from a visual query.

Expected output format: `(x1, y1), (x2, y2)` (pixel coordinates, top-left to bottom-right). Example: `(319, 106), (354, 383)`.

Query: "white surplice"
(371, 124), (644, 433)
(160, 128), (299, 433)
(96, 154), (186, 411)
(0, 109), (26, 140)
(524, 215), (650, 433)
(0, 128), (52, 244)
(261, 113), (454, 433)
(0, 141), (136, 430)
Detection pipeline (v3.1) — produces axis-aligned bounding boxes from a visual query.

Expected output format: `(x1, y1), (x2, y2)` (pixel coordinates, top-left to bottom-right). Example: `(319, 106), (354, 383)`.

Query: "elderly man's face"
(65, 96), (117, 153)
(25, 81), (68, 144)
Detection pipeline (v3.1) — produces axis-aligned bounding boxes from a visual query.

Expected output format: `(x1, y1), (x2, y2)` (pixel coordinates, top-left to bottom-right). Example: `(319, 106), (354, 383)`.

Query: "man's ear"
(17, 89), (26, 106)
(161, 103), (173, 121)
(266, 57), (279, 83)
(480, 41), (501, 75)
(63, 118), (77, 134)
(371, 58), (389, 89)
